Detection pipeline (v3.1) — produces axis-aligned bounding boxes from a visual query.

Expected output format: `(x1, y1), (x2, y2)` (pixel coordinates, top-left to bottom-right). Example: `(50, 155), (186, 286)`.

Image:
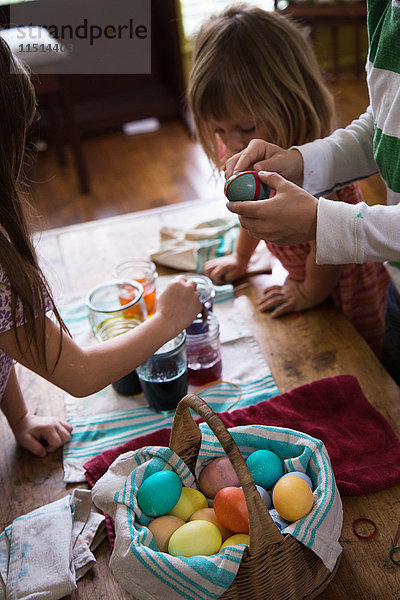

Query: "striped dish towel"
(0, 490), (106, 600)
(92, 446), (247, 600)
(196, 424), (343, 572)
(62, 286), (280, 483)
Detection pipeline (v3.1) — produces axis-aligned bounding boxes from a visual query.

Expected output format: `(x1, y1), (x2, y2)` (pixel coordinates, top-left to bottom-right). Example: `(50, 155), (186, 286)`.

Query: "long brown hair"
(187, 4), (336, 170)
(0, 37), (68, 369)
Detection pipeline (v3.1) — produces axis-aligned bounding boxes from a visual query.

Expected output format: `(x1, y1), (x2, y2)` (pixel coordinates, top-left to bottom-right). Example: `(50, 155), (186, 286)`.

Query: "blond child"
(187, 3), (390, 357)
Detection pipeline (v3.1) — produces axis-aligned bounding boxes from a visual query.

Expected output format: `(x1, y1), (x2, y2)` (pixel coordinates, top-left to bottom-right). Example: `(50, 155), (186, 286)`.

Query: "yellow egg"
(190, 507), (233, 542)
(272, 476), (314, 522)
(168, 520), (222, 557)
(168, 487), (208, 521)
(220, 534), (250, 550)
(148, 515), (185, 553)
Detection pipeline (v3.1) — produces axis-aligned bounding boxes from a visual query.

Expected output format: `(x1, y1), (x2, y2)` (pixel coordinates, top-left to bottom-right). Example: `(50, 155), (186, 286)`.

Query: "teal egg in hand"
(224, 171), (270, 201)
(137, 470), (182, 517)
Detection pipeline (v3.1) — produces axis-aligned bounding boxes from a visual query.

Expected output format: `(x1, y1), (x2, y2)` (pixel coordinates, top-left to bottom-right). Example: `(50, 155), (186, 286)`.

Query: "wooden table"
(1, 198), (399, 599)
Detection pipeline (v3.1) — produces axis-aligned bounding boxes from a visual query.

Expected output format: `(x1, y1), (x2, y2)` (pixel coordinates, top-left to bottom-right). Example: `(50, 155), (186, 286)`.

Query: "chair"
(0, 26), (90, 194)
(275, 1), (367, 78)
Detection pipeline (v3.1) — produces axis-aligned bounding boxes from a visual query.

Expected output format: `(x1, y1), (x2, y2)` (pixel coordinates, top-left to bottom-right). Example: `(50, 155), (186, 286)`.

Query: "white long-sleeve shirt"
(294, 0), (400, 291)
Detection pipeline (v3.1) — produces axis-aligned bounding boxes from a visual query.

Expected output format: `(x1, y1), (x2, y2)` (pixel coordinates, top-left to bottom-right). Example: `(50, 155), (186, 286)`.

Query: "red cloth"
(84, 375), (400, 547)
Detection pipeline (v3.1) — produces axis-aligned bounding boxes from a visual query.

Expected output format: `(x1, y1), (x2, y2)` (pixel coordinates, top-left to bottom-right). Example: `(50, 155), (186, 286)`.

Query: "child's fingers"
(38, 422), (72, 452)
(57, 421), (73, 442)
(257, 286), (284, 311)
(257, 171), (291, 191)
(21, 435), (47, 457)
(270, 302), (292, 318)
(226, 139), (273, 177)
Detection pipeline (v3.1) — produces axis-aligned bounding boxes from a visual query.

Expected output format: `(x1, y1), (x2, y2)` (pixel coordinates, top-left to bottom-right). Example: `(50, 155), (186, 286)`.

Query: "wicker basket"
(169, 394), (340, 600)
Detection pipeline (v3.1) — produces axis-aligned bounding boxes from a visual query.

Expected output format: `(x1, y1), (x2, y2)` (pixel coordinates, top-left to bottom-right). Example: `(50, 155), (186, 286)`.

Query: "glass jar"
(136, 331), (187, 412)
(112, 257), (158, 316)
(184, 273), (215, 334)
(85, 279), (147, 396)
(186, 313), (222, 387)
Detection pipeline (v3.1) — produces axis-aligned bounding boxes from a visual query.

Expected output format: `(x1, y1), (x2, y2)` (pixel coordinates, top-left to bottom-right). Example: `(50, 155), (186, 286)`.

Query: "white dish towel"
(0, 489), (106, 600)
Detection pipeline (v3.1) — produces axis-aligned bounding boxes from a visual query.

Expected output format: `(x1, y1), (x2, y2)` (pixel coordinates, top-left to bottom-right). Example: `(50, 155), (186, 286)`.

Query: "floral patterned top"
(0, 264), (51, 400)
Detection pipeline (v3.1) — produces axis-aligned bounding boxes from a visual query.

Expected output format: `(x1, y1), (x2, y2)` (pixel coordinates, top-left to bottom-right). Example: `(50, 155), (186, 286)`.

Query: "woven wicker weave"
(169, 394), (340, 600)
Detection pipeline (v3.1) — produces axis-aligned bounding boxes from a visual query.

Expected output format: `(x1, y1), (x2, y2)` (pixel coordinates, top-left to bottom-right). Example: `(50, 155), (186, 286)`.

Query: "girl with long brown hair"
(0, 38), (202, 456)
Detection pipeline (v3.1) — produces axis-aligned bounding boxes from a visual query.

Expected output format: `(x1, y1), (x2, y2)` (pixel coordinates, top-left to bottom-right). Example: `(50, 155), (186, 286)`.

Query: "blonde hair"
(187, 4), (335, 169)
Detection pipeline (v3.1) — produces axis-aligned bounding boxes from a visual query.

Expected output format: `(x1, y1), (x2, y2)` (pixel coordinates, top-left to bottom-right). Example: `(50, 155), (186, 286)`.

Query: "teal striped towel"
(91, 425), (342, 600)
(62, 289), (280, 483)
(150, 217), (239, 273)
(92, 446), (248, 600)
(196, 424), (343, 572)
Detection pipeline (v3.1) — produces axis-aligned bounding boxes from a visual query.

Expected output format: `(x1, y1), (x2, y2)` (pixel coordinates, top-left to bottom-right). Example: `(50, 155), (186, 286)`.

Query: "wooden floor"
(28, 77), (386, 232)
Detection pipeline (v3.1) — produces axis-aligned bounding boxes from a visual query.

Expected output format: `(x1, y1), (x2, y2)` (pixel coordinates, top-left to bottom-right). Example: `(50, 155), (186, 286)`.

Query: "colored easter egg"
(240, 484), (271, 509)
(142, 457), (168, 482)
(272, 476), (314, 522)
(220, 534), (250, 550)
(224, 171), (270, 201)
(246, 449), (283, 490)
(168, 487), (208, 521)
(148, 515), (185, 552)
(268, 508), (289, 531)
(255, 485), (272, 509)
(137, 470), (182, 517)
(214, 487), (249, 534)
(190, 507), (233, 542)
(279, 471), (313, 490)
(198, 456), (240, 499)
(168, 520), (222, 557)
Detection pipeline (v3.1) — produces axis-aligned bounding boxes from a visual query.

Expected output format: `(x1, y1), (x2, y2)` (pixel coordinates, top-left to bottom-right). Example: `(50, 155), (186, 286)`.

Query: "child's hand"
(257, 277), (320, 317)
(12, 412), (72, 457)
(204, 255), (248, 284)
(157, 275), (203, 335)
(227, 172), (318, 246)
(225, 139), (304, 186)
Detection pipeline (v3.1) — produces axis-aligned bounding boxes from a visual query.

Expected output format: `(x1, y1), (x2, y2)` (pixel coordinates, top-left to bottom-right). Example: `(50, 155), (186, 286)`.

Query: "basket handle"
(169, 394), (283, 554)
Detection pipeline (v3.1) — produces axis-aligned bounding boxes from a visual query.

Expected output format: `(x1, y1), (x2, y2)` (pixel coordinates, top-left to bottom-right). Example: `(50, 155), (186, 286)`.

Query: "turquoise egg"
(224, 171), (270, 201)
(137, 470), (182, 517)
(142, 457), (168, 482)
(280, 471), (313, 490)
(246, 449), (283, 490)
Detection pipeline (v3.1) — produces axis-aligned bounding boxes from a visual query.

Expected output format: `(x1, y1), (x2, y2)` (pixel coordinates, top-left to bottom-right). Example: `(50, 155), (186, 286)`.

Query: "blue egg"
(269, 508), (289, 531)
(224, 171), (270, 201)
(142, 457), (168, 482)
(240, 484), (272, 509)
(255, 485), (272, 509)
(137, 470), (182, 517)
(280, 471), (313, 490)
(246, 449), (283, 490)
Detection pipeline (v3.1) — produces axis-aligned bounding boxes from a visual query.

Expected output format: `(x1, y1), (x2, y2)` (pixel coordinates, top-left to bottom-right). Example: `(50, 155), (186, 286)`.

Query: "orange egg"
(148, 515), (185, 552)
(213, 487), (249, 534)
(190, 507), (233, 541)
